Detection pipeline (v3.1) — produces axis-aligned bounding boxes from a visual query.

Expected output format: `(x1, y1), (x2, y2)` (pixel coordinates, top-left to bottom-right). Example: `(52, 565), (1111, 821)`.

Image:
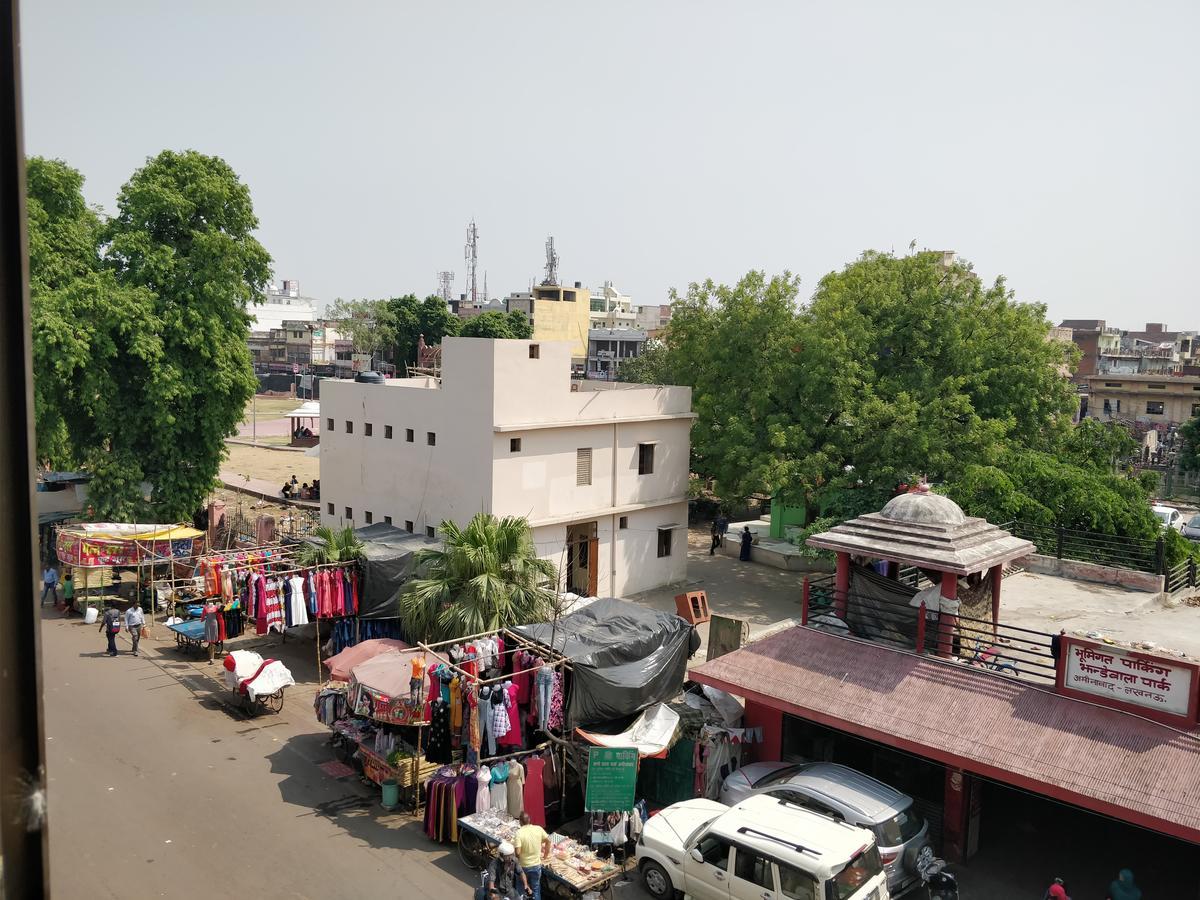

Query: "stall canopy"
(515, 598), (697, 727)
(324, 638), (409, 682)
(56, 523), (203, 568)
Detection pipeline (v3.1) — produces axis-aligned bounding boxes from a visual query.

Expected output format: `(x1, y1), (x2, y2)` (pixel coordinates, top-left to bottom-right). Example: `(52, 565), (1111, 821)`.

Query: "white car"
(636, 795), (890, 900)
(1153, 504), (1185, 532)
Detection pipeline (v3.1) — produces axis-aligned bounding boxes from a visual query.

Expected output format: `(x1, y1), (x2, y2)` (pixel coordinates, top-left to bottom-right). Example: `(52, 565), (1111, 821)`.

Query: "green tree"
(326, 298), (396, 366)
(385, 294), (461, 366)
(399, 513), (557, 641)
(1063, 417), (1138, 472)
(1180, 414), (1200, 475)
(297, 525), (365, 566)
(99, 149), (271, 519)
(459, 310), (533, 340)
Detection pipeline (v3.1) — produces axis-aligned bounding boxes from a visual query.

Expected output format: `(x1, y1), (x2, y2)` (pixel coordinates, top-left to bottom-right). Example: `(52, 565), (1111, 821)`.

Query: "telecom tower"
(542, 235), (559, 286)
(464, 220), (480, 306)
(437, 271), (454, 305)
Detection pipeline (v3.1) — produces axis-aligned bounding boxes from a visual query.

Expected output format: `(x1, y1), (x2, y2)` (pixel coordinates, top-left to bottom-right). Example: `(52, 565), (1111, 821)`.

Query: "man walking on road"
(99, 603), (121, 657)
(125, 603), (145, 656)
(40, 564), (58, 605)
(514, 812), (551, 900)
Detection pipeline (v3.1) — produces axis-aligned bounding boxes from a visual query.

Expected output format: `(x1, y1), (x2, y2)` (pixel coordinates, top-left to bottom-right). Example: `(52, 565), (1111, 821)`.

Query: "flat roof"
(691, 627), (1200, 845)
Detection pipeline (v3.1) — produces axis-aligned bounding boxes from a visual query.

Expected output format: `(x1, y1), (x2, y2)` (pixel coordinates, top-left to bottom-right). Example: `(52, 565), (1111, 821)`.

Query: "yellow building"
(506, 282), (592, 365)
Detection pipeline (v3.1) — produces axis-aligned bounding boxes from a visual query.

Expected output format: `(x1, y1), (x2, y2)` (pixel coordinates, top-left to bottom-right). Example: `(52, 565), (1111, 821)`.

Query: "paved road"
(42, 611), (480, 899)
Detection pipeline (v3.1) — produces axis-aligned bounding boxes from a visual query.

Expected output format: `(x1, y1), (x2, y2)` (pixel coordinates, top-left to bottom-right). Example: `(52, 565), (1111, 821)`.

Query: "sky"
(20, 1), (1200, 326)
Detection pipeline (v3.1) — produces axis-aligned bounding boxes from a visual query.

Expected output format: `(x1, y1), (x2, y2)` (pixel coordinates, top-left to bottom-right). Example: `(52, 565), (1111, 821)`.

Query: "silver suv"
(719, 762), (929, 895)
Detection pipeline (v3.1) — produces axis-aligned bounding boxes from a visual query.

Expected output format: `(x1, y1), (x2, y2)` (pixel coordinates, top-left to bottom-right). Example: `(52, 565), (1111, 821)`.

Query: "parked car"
(1152, 504), (1185, 532)
(1182, 513), (1200, 542)
(719, 762), (929, 895)
(637, 795), (890, 900)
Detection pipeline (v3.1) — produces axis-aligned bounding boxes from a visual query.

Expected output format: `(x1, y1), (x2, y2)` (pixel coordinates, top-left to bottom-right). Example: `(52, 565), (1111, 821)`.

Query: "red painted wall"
(744, 699), (783, 761)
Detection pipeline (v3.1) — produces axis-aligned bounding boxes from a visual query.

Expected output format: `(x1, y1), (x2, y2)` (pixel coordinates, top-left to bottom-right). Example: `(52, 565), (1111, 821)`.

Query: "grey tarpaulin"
(300, 524), (440, 620)
(847, 564), (923, 650)
(515, 597), (697, 727)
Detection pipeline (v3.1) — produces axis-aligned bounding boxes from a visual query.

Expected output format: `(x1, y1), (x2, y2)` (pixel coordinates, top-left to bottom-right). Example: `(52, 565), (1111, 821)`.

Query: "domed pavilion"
(805, 484), (1034, 655)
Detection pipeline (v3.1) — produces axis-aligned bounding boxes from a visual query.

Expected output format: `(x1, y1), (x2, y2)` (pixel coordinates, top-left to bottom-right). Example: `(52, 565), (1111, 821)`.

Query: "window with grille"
(327, 502), (334, 515)
(427, 432), (436, 446)
(345, 421), (353, 434)
(510, 438), (522, 452)
(1147, 401), (1165, 414)
(365, 511), (373, 524)
(385, 425), (393, 439)
(327, 418), (334, 431)
(364, 422), (373, 437)
(425, 525), (435, 538)
(405, 520), (414, 533)
(345, 506), (353, 520)
(405, 428), (414, 442)
(384, 515), (392, 525)
(576, 448), (592, 485)
(657, 527), (673, 558)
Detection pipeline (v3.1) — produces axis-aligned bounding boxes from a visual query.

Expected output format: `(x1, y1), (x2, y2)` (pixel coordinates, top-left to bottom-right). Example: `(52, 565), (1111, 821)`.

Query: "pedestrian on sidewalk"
(716, 512), (728, 546)
(739, 526), (753, 562)
(202, 599), (222, 664)
(40, 564), (58, 605)
(709, 521), (721, 555)
(99, 603), (121, 657)
(125, 602), (145, 656)
(61, 569), (73, 613)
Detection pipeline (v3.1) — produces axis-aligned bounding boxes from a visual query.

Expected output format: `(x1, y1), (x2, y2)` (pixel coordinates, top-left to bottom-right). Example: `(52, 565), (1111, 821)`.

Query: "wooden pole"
(315, 615), (323, 689)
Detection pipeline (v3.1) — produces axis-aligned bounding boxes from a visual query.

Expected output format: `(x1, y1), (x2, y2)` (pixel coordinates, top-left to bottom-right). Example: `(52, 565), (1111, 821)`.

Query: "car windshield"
(1188, 514), (1200, 528)
(683, 815), (723, 849)
(873, 803), (924, 846)
(831, 844), (885, 900)
(755, 765), (805, 788)
(1154, 509), (1172, 524)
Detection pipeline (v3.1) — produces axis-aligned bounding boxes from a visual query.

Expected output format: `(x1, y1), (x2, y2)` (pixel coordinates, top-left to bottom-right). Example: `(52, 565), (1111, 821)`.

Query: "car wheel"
(641, 860), (674, 899)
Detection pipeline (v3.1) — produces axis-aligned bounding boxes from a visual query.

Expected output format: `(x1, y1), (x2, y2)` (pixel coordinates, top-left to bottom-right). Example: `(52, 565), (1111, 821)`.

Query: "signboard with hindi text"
(1057, 636), (1200, 727)
(584, 747), (638, 813)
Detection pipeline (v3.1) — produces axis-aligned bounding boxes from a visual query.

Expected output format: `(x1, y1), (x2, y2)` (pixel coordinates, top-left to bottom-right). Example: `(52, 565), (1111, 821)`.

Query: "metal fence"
(1002, 521), (1162, 574)
(1167, 558), (1199, 594)
(806, 574), (1059, 684)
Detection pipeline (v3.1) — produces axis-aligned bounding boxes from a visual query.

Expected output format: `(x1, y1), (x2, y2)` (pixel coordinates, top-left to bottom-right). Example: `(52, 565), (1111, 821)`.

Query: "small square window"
(1146, 401), (1165, 415)
(345, 420), (353, 434)
(425, 525), (435, 538)
(510, 438), (522, 452)
(405, 520), (414, 533)
(345, 506), (353, 520)
(427, 431), (436, 446)
(384, 515), (393, 525)
(619, 516), (628, 529)
(657, 527), (673, 558)
(529, 344), (540, 359)
(385, 425), (393, 439)
(364, 422), (373, 437)
(327, 502), (334, 515)
(365, 511), (373, 525)
(327, 418), (334, 431)
(638, 443), (655, 475)
(405, 428), (414, 442)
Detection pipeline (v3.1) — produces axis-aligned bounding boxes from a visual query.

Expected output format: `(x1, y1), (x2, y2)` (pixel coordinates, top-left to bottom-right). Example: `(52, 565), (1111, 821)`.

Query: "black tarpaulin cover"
(847, 564), (923, 649)
(314, 524), (440, 620)
(515, 598), (696, 727)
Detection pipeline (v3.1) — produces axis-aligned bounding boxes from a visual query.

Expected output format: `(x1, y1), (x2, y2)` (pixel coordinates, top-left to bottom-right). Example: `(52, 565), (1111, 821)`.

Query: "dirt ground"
(223, 442), (319, 484)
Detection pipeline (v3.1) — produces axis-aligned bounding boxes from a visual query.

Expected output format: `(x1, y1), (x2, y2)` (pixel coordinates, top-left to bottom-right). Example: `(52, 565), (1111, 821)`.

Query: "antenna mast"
(542, 235), (559, 286)
(464, 220), (480, 307)
(437, 271), (454, 305)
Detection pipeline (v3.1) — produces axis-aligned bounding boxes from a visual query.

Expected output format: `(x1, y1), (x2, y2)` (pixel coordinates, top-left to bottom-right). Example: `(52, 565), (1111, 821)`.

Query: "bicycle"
(962, 636), (1020, 677)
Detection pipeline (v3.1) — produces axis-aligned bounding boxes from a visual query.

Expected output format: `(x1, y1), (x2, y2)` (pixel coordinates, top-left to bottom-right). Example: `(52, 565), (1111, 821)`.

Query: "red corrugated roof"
(690, 627), (1200, 844)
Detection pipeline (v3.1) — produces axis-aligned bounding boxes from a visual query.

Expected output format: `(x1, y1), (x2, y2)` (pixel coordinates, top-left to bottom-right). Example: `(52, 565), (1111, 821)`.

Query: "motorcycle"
(914, 846), (959, 900)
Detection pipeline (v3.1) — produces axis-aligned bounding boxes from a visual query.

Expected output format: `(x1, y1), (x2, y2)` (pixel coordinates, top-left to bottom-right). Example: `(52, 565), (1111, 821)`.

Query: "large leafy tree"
(325, 298), (395, 364)
(400, 513), (557, 641)
(101, 150), (270, 519)
(1180, 414), (1200, 475)
(386, 294), (461, 365)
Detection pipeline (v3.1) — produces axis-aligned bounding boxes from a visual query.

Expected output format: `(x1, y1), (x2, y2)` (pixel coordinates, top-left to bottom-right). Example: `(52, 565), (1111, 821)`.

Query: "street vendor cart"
(222, 650), (295, 716)
(457, 810), (625, 900)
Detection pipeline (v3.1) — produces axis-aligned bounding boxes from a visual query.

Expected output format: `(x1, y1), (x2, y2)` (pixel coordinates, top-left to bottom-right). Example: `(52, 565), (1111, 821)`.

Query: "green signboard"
(584, 746), (638, 812)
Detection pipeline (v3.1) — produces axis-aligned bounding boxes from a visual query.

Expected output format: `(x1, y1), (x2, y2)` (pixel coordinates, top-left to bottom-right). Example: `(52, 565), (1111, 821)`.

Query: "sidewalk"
(629, 530), (806, 660)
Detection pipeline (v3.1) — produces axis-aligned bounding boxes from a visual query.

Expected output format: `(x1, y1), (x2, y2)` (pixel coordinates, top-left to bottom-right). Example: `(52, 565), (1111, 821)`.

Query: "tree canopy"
(459, 310), (533, 340)
(1181, 414), (1200, 475)
(630, 252), (1080, 517)
(30, 151), (269, 520)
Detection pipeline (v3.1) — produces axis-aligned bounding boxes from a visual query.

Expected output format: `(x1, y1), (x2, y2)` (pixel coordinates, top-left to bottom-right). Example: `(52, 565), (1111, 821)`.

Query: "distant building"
(587, 328), (647, 380)
(1061, 320), (1199, 383)
(1085, 373), (1200, 428)
(633, 303), (672, 337)
(250, 280), (319, 332)
(504, 282), (592, 365)
(319, 338), (693, 596)
(589, 282), (637, 329)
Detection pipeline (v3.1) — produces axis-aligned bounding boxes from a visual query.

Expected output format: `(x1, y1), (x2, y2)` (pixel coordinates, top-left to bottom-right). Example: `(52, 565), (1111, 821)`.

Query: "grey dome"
(879, 490), (966, 527)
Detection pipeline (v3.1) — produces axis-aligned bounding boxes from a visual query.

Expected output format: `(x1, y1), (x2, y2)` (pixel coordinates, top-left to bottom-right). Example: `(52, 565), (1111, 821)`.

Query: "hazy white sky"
(20, 1), (1200, 326)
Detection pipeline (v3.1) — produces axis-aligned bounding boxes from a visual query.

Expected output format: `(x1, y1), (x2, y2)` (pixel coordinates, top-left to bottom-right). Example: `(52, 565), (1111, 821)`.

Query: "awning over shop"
(323, 638), (409, 682)
(515, 597), (697, 728)
(690, 626), (1200, 845)
(576, 703), (680, 759)
(56, 523), (203, 567)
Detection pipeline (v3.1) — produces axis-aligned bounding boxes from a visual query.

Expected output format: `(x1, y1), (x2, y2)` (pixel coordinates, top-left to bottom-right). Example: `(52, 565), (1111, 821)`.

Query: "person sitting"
(311, 479), (321, 499)
(300, 426), (313, 437)
(281, 481), (294, 499)
(299, 482), (311, 500)
(476, 842), (528, 900)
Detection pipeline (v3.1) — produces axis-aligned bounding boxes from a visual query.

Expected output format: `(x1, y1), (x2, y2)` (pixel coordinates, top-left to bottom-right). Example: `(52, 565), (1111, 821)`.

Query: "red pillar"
(834, 552), (850, 619)
(937, 570), (958, 658)
(801, 577), (810, 626)
(942, 767), (981, 862)
(989, 564), (1003, 637)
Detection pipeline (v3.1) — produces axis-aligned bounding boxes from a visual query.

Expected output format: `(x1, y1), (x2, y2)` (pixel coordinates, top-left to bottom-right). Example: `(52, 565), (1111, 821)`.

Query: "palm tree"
(296, 525), (364, 567)
(400, 513), (557, 642)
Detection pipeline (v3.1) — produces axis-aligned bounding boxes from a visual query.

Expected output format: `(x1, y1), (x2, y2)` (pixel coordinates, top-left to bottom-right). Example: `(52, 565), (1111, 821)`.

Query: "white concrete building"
(250, 279), (318, 332)
(319, 338), (694, 597)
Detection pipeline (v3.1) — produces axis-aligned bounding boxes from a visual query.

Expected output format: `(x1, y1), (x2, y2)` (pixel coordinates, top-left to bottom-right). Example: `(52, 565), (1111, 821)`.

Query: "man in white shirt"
(125, 603), (146, 656)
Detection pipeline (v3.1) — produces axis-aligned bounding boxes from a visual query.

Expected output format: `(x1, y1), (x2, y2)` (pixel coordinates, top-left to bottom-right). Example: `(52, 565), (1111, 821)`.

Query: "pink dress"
(498, 682), (522, 747)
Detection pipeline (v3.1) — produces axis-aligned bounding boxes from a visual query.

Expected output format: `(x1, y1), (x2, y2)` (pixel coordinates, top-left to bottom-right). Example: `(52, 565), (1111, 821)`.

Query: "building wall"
(1085, 375), (1200, 426)
(531, 296), (592, 360)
